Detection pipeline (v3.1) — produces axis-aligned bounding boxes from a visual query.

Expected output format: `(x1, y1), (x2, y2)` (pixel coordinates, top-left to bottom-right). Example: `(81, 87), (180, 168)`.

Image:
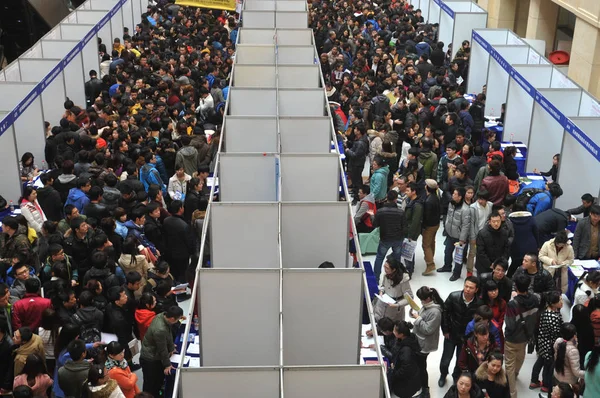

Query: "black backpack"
(72, 312), (101, 343)
(514, 188), (546, 209)
(369, 95), (390, 125)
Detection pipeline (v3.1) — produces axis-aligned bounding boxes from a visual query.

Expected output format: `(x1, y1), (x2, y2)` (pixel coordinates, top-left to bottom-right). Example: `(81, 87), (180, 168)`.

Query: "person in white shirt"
(573, 270), (600, 307)
(466, 190), (493, 276)
(167, 166), (191, 201)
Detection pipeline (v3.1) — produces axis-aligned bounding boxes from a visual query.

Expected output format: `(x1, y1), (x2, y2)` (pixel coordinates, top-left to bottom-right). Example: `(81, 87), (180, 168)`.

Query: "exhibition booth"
(0, 0), (148, 202)
(468, 28), (600, 210)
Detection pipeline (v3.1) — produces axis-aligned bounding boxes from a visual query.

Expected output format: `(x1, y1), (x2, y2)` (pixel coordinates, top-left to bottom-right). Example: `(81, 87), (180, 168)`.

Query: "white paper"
(570, 265), (585, 277)
(188, 357), (200, 367)
(193, 335), (199, 344)
(361, 324), (372, 336)
(361, 336), (384, 347)
(376, 294), (396, 305)
(101, 333), (118, 343)
(187, 343), (200, 355)
(526, 175), (545, 180)
(171, 283), (188, 291)
(170, 354), (190, 365)
(360, 348), (377, 358)
(573, 260), (600, 269)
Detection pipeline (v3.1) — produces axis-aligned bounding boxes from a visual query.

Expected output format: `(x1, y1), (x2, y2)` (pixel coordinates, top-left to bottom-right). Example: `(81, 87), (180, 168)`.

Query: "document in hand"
(404, 294), (420, 312)
(376, 293), (396, 305)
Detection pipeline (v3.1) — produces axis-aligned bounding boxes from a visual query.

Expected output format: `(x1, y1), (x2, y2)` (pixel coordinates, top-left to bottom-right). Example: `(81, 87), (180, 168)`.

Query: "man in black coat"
(83, 186), (110, 224)
(479, 258), (513, 303)
(84, 70), (103, 106)
(345, 123), (369, 205)
(105, 286), (138, 369)
(439, 276), (483, 387)
(162, 201), (195, 283)
(372, 190), (407, 282)
(36, 173), (63, 222)
(534, 208), (570, 243)
(511, 252), (555, 296)
(475, 211), (510, 275)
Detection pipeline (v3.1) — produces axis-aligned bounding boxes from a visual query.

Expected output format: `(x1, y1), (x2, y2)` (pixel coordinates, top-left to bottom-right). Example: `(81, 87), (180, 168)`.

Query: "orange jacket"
(135, 309), (156, 342)
(107, 366), (140, 398)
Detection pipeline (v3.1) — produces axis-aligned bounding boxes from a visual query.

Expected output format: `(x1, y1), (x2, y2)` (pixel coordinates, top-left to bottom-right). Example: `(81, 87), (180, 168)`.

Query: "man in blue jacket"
(140, 153), (167, 196)
(64, 177), (91, 214)
(527, 182), (563, 216)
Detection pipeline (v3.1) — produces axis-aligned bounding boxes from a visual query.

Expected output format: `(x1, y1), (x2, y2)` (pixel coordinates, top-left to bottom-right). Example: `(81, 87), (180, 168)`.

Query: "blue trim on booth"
(472, 30), (600, 162)
(433, 0), (455, 18)
(0, 0), (129, 136)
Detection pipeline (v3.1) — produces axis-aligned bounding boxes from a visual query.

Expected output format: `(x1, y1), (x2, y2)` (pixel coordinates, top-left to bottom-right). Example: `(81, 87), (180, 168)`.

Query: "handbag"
(401, 238), (417, 262)
(454, 243), (465, 264)
(508, 179), (520, 195)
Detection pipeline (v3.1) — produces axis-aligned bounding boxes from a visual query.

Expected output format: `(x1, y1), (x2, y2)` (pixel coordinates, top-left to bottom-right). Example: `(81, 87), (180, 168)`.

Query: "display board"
(282, 270), (362, 365)
(224, 116), (278, 152)
(180, 368), (280, 398)
(485, 45), (529, 117)
(283, 366), (382, 398)
(280, 154), (339, 201)
(451, 11), (487, 60)
(468, 29), (509, 94)
(527, 88), (581, 173)
(41, 40), (86, 107)
(0, 115), (21, 203)
(235, 45), (276, 64)
(198, 269), (280, 366)
(281, 203), (348, 268)
(238, 29), (276, 44)
(277, 29), (313, 45)
(228, 88), (277, 115)
(278, 46), (316, 64)
(556, 118), (600, 209)
(219, 153), (278, 201)
(278, 65), (321, 88)
(279, 117), (331, 153)
(233, 65), (276, 87)
(210, 203), (280, 268)
(279, 89), (324, 116)
(504, 64), (553, 144)
(60, 24), (100, 79)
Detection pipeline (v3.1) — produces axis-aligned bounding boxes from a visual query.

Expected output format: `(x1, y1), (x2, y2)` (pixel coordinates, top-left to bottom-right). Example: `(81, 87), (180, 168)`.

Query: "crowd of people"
(0, 0), (599, 397)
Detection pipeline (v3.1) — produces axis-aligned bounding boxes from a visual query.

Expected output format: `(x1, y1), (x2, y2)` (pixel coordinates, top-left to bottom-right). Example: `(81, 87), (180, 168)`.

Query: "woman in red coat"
(134, 292), (157, 342)
(105, 342), (140, 398)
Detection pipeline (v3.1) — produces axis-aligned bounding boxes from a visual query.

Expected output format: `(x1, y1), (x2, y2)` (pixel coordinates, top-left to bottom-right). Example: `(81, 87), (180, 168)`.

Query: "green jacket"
(405, 198), (424, 240)
(140, 313), (175, 368)
(370, 165), (390, 201)
(418, 150), (438, 180)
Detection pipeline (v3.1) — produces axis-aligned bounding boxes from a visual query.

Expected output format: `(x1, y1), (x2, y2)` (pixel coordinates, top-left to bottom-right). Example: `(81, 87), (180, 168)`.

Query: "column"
(515, 0), (531, 37)
(526, 0), (559, 55)
(483, 0), (518, 29)
(569, 17), (600, 97)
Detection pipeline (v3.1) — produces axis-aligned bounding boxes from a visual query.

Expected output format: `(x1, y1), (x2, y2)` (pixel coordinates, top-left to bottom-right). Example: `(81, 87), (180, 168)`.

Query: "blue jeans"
(373, 239), (403, 281)
(443, 236), (460, 271)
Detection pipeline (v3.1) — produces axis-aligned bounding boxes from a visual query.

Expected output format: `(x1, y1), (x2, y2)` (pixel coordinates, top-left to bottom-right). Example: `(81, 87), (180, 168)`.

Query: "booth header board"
(472, 30), (600, 162)
(0, 0), (129, 138)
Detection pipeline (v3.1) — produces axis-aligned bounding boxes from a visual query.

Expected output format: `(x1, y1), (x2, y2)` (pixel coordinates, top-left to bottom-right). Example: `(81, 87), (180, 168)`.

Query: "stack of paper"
(361, 335), (384, 348)
(188, 357), (200, 367)
(187, 343), (200, 355)
(573, 260), (600, 269)
(360, 348), (377, 358)
(376, 294), (396, 305)
(170, 354), (191, 366)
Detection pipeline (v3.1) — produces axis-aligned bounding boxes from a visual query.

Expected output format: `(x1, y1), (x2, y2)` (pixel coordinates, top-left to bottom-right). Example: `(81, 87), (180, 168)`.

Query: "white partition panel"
(468, 29), (509, 94)
(239, 29), (276, 44)
(219, 154), (277, 201)
(0, 72), (4, 81)
(278, 46), (315, 64)
(280, 117), (331, 153)
(0, 119), (22, 202)
(428, 0), (440, 25)
(244, 0), (276, 11)
(278, 65), (321, 88)
(3, 63), (22, 82)
(485, 45), (529, 117)
(556, 118), (600, 209)
(527, 89), (581, 173)
(233, 65), (276, 87)
(438, 11), (454, 52)
(210, 203), (280, 268)
(281, 154), (339, 201)
(276, 12), (308, 28)
(60, 24), (100, 76)
(21, 43), (43, 59)
(277, 29), (313, 45)
(110, 8), (125, 43)
(243, 11), (276, 28)
(18, 58), (67, 126)
(225, 117), (278, 152)
(281, 203), (348, 268)
(235, 45), (275, 64)
(452, 13), (487, 59)
(578, 93), (600, 117)
(283, 270), (362, 365)
(279, 89), (324, 116)
(121, 0), (135, 33)
(277, 1), (307, 11)
(551, 68), (578, 89)
(284, 366), (382, 398)
(228, 88), (277, 116)
(180, 368), (280, 398)
(199, 269), (280, 366)
(76, 10), (112, 46)
(40, 40), (86, 106)
(504, 65), (553, 144)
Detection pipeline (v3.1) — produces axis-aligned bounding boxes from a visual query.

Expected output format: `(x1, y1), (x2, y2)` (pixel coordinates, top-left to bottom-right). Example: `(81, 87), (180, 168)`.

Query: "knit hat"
(425, 179), (438, 190)
(439, 98), (448, 105)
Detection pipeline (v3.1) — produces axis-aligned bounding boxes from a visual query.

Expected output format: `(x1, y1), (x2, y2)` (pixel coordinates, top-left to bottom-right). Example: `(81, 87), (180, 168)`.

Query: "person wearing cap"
(422, 179), (441, 275)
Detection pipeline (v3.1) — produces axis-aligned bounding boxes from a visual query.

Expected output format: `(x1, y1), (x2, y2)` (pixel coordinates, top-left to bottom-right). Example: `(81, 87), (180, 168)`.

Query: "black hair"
(513, 273), (530, 293)
(108, 286), (125, 303)
(385, 255), (407, 287)
(126, 271), (142, 285)
(377, 317), (395, 333)
(416, 286), (444, 309)
(394, 320), (413, 337)
(18, 327), (33, 342)
(165, 305), (184, 319)
(24, 278), (40, 294)
(106, 341), (124, 356)
(555, 323), (578, 375)
(67, 339), (87, 361)
(139, 292), (155, 309)
(55, 323), (80, 356)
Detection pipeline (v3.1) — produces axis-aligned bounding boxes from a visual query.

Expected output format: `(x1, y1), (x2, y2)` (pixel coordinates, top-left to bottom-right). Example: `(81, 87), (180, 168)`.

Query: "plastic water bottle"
(510, 133), (514, 144)
(193, 315), (199, 331)
(9, 201), (14, 213)
(41, 160), (47, 171)
(490, 108), (495, 117)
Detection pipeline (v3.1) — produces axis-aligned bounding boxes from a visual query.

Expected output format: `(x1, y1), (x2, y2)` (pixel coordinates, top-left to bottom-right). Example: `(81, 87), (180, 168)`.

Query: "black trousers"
(141, 357), (166, 397)
(416, 352), (430, 390)
(349, 165), (364, 199)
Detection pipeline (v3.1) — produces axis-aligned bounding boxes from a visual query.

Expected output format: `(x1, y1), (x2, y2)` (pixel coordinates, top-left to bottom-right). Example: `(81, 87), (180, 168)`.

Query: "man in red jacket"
(12, 278), (51, 330)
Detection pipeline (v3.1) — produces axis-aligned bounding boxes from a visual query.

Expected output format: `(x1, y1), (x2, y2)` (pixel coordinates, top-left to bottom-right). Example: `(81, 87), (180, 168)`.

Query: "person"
(57, 338), (90, 398)
(403, 182), (423, 276)
(13, 353), (53, 397)
(475, 351), (510, 398)
(139, 305), (183, 398)
(504, 273), (540, 398)
(411, 286), (444, 398)
(475, 211), (509, 276)
(36, 173), (63, 222)
(458, 321), (498, 374)
(584, 346), (600, 398)
(464, 305), (503, 349)
(422, 179), (441, 275)
(512, 252), (555, 297)
(568, 193), (597, 218)
(0, 218), (31, 276)
(573, 270), (600, 307)
(104, 287), (136, 367)
(373, 255), (413, 323)
(554, 323), (585, 389)
(83, 364), (127, 398)
(548, 382), (575, 398)
(539, 231), (574, 294)
(135, 292), (156, 342)
(118, 237), (149, 292)
(371, 156), (390, 206)
(507, 204), (540, 277)
(479, 160), (508, 207)
(502, 146), (520, 182)
(38, 308), (59, 374)
(345, 123), (369, 204)
(139, 153), (166, 196)
(530, 290), (563, 394)
(572, 204), (600, 260)
(527, 182), (563, 216)
(571, 304), (595, 369)
(481, 280), (507, 345)
(18, 187), (47, 234)
(163, 200), (195, 283)
(372, 190), (406, 282)
(533, 153), (559, 181)
(467, 190), (493, 275)
(13, 327), (45, 376)
(439, 276), (483, 387)
(167, 166), (191, 201)
(438, 187), (471, 282)
(354, 186), (376, 233)
(589, 296), (600, 346)
(64, 177), (91, 214)
(534, 208), (571, 244)
(105, 341), (140, 398)
(443, 371), (484, 398)
(85, 70), (103, 106)
(12, 278), (51, 330)
(387, 321), (422, 398)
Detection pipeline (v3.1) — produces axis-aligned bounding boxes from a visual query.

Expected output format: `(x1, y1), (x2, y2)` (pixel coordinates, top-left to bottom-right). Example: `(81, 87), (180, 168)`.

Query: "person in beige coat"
(13, 327), (46, 376)
(373, 255), (414, 323)
(539, 231), (574, 294)
(118, 237), (150, 296)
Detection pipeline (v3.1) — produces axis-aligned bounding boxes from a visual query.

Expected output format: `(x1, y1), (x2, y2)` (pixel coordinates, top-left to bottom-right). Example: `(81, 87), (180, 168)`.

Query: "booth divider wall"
(0, 0), (144, 201)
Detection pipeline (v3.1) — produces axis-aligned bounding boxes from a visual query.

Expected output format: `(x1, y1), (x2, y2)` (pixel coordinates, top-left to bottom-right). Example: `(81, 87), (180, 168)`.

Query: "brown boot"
(422, 264), (436, 276)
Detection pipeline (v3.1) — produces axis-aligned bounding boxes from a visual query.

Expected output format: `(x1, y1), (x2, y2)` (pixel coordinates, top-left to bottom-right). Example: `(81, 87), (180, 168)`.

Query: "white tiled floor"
(362, 226), (572, 398)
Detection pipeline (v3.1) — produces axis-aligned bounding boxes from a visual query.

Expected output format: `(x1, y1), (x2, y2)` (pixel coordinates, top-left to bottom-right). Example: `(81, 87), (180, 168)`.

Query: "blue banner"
(472, 29), (600, 162)
(0, 0), (128, 137)
(432, 0), (455, 18)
